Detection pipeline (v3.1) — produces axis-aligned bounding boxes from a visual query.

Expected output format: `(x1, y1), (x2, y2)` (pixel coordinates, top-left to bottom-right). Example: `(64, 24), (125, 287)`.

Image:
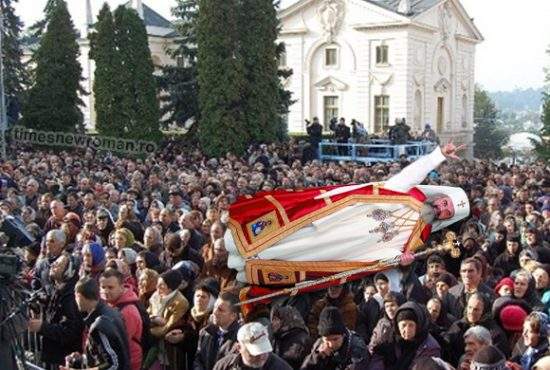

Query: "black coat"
(194, 320), (240, 370)
(356, 298), (381, 344)
(38, 277), (85, 366)
(273, 326), (312, 369)
(448, 282), (496, 319)
(306, 123), (323, 148)
(213, 353), (293, 370)
(300, 330), (368, 370)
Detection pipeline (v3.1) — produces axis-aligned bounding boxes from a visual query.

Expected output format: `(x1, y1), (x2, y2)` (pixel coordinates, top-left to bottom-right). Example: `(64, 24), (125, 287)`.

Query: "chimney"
(398, 0), (411, 14)
(136, 0), (144, 19)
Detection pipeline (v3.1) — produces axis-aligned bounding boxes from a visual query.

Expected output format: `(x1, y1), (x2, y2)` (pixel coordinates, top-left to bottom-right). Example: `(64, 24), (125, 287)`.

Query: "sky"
(13, 0), (550, 92)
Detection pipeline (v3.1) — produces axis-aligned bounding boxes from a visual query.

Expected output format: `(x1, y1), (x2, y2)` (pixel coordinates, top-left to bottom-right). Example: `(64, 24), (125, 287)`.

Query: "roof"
(142, 3), (174, 29)
(364, 0), (443, 16)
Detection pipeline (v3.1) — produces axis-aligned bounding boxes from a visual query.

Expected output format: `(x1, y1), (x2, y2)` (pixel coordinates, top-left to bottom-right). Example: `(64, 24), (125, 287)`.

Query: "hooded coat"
(307, 288), (357, 338)
(369, 302), (441, 370)
(271, 306), (313, 369)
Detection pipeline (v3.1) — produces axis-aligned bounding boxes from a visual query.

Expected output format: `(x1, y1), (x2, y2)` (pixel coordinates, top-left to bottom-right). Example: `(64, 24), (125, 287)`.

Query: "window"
(325, 48), (337, 66)
(279, 51), (287, 68)
(374, 95), (390, 133)
(376, 45), (389, 65)
(324, 96), (339, 130)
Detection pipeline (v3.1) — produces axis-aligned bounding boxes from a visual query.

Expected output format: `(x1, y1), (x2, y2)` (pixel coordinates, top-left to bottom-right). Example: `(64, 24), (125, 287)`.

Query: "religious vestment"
(225, 147), (469, 286)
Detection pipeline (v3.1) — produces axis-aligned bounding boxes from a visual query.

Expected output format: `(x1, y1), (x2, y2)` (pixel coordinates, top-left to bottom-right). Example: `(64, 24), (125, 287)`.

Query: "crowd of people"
(0, 138), (548, 370)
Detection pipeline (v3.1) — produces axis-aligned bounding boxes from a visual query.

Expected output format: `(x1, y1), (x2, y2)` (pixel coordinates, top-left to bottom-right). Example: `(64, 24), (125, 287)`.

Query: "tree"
(89, 3), (121, 136)
(473, 85), (509, 159)
(239, 0), (280, 143)
(0, 0), (29, 125)
(21, 0), (84, 132)
(197, 0), (248, 157)
(157, 0), (199, 131)
(113, 6), (161, 142)
(533, 46), (550, 160)
(27, 0), (62, 37)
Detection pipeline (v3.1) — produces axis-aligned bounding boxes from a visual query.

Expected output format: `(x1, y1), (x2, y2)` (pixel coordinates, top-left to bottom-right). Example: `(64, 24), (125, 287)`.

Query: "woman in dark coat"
(511, 312), (550, 369)
(270, 305), (312, 369)
(368, 292), (406, 354)
(369, 301), (441, 370)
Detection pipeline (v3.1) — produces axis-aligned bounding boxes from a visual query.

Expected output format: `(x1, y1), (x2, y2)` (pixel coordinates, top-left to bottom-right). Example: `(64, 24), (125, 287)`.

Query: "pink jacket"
(111, 288), (143, 370)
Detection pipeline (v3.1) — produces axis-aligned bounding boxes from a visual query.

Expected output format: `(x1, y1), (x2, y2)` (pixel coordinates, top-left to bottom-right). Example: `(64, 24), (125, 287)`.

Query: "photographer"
(306, 117), (323, 159)
(28, 254), (84, 369)
(329, 118), (351, 156)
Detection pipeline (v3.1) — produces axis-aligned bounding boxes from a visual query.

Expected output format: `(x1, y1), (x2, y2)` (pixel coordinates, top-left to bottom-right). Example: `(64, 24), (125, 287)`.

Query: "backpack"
(117, 300), (156, 355)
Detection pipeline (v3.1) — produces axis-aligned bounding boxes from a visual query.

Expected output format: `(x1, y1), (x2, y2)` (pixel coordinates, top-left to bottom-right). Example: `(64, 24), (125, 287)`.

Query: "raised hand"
(441, 140), (466, 160)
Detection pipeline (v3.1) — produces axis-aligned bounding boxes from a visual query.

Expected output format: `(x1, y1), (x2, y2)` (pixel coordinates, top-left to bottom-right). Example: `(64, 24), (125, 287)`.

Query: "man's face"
(363, 286), (376, 302)
(327, 285), (343, 299)
(514, 277), (529, 298)
(428, 262), (443, 278)
(436, 281), (449, 297)
(375, 279), (389, 296)
(75, 292), (90, 312)
(83, 194), (95, 209)
(533, 268), (549, 289)
(384, 301), (399, 320)
(100, 276), (124, 303)
(322, 334), (344, 352)
(193, 289), (211, 312)
(464, 336), (484, 358)
(159, 210), (171, 226)
(432, 196), (455, 220)
(398, 320), (417, 341)
(426, 300), (441, 322)
(460, 263), (480, 288)
(46, 235), (64, 258)
(506, 241), (519, 255)
(239, 344), (269, 368)
(466, 297), (484, 324)
(212, 299), (236, 329)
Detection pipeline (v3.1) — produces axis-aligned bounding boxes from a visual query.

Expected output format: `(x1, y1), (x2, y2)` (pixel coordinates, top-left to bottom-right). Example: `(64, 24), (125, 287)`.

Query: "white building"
(278, 0), (483, 156)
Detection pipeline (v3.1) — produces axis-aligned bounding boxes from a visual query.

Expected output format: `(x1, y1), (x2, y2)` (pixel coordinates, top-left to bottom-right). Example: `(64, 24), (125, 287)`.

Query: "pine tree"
(21, 0), (84, 132)
(28, 0), (62, 37)
(113, 6), (161, 142)
(239, 0), (280, 143)
(0, 0), (30, 125)
(473, 85), (508, 159)
(157, 0), (199, 131)
(89, 3), (121, 137)
(197, 0), (248, 157)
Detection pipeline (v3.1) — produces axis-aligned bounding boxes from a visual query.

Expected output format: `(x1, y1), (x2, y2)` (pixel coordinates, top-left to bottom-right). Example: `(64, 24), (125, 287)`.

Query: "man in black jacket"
(301, 307), (368, 370)
(306, 117), (323, 159)
(194, 292), (241, 370)
(28, 254), (84, 369)
(214, 322), (292, 370)
(64, 277), (130, 370)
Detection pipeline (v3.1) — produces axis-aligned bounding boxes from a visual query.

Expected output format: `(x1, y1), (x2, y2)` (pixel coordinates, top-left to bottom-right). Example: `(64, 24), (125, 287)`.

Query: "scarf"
(149, 290), (178, 317)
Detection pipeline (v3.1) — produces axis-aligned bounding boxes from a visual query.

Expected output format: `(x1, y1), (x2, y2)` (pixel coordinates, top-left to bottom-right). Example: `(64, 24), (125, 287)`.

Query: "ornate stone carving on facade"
(434, 78), (451, 94)
(438, 3), (453, 43)
(314, 76), (348, 91)
(369, 72), (393, 86)
(318, 0), (345, 42)
(413, 72), (424, 87)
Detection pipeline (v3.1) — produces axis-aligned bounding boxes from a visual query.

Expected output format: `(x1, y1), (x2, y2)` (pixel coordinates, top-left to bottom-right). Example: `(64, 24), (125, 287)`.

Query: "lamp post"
(0, 7), (7, 160)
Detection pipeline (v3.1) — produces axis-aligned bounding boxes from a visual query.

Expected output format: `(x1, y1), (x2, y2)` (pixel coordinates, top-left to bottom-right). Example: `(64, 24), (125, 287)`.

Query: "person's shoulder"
(267, 352), (293, 370)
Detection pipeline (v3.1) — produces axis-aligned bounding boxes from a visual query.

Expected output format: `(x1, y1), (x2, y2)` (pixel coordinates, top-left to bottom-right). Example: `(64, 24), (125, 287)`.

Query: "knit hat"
(396, 308), (418, 324)
(435, 272), (455, 288)
(160, 269), (183, 291)
(494, 277), (514, 295)
(120, 248), (137, 265)
(318, 306), (347, 336)
(63, 212), (82, 229)
(499, 305), (528, 332)
(470, 345), (507, 370)
(196, 277), (220, 298)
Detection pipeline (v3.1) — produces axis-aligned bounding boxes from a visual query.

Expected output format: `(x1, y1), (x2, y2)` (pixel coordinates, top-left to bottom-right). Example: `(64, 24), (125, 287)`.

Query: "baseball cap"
(237, 322), (272, 356)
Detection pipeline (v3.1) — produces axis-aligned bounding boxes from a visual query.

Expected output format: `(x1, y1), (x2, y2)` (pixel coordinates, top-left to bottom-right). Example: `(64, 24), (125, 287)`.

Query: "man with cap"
(213, 322), (292, 370)
(225, 143), (469, 288)
(301, 306), (368, 370)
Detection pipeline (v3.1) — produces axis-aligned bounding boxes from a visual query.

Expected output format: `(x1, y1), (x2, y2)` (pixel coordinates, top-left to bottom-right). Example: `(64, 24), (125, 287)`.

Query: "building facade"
(278, 0), (483, 156)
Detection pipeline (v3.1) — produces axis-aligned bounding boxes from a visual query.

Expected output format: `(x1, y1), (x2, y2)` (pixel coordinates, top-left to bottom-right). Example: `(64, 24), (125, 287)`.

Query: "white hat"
(237, 322), (272, 356)
(416, 185), (470, 232)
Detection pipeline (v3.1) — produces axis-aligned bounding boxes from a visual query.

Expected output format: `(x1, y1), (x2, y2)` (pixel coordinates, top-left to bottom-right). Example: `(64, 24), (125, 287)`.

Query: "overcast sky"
(13, 0), (550, 92)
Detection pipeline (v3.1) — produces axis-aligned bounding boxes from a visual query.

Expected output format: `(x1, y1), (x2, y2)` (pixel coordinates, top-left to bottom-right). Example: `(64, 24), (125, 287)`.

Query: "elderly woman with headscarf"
(270, 305), (313, 369)
(61, 212), (82, 251)
(511, 269), (544, 311)
(80, 242), (106, 281)
(511, 312), (550, 369)
(369, 301), (441, 370)
(95, 208), (115, 245)
(27, 254), (84, 369)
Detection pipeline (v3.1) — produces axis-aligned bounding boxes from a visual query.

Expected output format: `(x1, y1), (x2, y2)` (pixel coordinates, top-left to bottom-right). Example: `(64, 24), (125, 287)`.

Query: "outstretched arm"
(385, 142), (464, 193)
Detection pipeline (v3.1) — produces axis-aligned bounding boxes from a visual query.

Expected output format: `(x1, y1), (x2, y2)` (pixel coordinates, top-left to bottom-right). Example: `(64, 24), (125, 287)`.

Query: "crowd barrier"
(319, 140), (437, 164)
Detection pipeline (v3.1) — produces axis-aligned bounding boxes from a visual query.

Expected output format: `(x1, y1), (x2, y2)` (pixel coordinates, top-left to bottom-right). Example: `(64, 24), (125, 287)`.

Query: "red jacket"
(110, 288), (143, 370)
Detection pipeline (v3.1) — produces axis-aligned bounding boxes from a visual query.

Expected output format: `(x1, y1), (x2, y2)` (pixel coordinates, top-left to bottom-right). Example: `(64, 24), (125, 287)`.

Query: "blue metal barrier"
(319, 140), (437, 164)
